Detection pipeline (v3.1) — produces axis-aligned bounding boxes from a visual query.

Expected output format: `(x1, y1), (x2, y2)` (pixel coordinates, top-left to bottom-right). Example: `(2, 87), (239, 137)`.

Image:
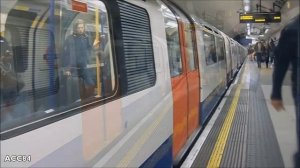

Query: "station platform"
(182, 60), (297, 168)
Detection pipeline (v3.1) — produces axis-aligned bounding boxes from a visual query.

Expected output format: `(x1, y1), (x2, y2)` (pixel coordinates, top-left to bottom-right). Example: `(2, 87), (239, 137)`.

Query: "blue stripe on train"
(201, 82), (226, 125)
(140, 136), (172, 168)
(201, 93), (220, 124)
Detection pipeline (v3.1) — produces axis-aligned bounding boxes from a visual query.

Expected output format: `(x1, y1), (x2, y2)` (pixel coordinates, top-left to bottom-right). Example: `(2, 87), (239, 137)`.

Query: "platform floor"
(182, 60), (297, 168)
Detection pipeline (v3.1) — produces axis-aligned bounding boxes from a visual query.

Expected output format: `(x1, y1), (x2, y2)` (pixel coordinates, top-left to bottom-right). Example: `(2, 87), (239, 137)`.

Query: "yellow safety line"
(207, 85), (241, 168)
(117, 103), (171, 167)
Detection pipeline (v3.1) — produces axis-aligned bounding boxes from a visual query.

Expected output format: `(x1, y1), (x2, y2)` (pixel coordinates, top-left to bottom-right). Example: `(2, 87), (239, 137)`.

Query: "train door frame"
(224, 36), (233, 86)
(173, 8), (200, 137)
(214, 33), (227, 91)
(161, 2), (188, 159)
(161, 0), (200, 162)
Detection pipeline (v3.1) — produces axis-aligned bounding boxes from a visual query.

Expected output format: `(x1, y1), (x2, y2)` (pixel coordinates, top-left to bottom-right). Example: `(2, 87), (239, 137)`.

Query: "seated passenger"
(1, 35), (26, 122)
(0, 35), (24, 106)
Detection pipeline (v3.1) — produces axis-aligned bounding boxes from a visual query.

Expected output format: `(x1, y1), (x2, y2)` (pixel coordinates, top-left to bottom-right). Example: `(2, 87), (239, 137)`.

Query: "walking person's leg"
(257, 53), (262, 68)
(293, 89), (300, 167)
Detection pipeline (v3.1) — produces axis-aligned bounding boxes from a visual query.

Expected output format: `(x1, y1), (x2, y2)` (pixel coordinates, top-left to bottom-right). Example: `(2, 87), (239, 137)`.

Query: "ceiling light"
(166, 22), (177, 28)
(265, 29), (269, 34)
(287, 1), (290, 9)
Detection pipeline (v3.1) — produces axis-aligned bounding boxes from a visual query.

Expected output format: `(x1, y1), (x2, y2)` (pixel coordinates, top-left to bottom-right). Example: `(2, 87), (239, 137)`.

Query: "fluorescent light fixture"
(166, 21), (177, 28)
(265, 29), (269, 34)
(45, 109), (55, 113)
(246, 35), (256, 40)
(163, 12), (175, 19)
(287, 1), (290, 9)
(161, 5), (167, 10)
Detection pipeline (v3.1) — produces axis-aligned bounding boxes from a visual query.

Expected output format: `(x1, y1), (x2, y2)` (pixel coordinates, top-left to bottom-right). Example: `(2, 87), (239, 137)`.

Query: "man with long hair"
(62, 19), (99, 100)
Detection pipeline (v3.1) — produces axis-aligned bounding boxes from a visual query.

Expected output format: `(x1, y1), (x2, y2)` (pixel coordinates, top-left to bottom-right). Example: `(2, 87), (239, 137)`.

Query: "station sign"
(239, 12), (281, 23)
(71, 0), (87, 13)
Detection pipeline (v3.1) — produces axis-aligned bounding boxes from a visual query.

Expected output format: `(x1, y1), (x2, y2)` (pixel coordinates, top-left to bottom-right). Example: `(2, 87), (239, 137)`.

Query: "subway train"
(0, 0), (246, 167)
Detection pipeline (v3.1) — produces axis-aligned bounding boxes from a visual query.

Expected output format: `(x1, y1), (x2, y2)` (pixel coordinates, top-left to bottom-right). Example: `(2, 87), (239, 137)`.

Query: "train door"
(230, 41), (237, 75)
(160, 1), (199, 158)
(160, 5), (188, 158)
(179, 15), (200, 137)
(224, 36), (233, 85)
(215, 35), (226, 90)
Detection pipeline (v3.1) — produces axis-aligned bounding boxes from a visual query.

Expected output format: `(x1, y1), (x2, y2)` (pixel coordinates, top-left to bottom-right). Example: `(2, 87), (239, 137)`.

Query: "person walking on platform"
(269, 39), (276, 66)
(271, 15), (299, 167)
(248, 45), (255, 61)
(254, 41), (265, 68)
(265, 43), (270, 68)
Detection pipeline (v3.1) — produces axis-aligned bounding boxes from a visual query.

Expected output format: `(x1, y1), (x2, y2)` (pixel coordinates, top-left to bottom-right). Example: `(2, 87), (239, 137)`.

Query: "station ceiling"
(171, 0), (299, 40)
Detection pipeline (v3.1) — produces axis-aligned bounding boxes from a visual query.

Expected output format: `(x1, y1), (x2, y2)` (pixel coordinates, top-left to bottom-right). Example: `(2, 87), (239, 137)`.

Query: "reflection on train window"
(216, 37), (225, 61)
(184, 24), (197, 71)
(203, 32), (217, 65)
(0, 0), (115, 132)
(161, 4), (183, 77)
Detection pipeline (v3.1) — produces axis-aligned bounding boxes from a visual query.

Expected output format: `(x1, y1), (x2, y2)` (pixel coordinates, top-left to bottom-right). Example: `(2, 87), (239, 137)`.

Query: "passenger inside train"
(61, 18), (99, 102)
(0, 34), (27, 123)
(0, 1), (116, 130)
(0, 0), (298, 168)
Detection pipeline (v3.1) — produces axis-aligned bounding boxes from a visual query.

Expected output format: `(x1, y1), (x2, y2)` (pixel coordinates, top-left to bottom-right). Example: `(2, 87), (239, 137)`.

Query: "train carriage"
(0, 0), (246, 167)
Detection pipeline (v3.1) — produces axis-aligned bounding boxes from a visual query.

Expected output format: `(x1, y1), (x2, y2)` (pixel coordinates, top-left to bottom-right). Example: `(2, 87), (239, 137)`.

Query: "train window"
(216, 37), (225, 61)
(161, 4), (183, 77)
(0, 1), (115, 132)
(117, 1), (156, 95)
(184, 24), (197, 71)
(203, 32), (217, 65)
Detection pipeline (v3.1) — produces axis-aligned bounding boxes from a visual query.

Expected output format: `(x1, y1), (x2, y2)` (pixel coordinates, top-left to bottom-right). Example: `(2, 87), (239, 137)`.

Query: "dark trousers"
(293, 87), (300, 167)
(256, 53), (262, 68)
(270, 51), (275, 64)
(266, 56), (270, 68)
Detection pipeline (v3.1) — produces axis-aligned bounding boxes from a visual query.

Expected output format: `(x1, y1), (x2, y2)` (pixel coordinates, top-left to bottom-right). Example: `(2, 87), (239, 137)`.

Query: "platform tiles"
(187, 62), (284, 168)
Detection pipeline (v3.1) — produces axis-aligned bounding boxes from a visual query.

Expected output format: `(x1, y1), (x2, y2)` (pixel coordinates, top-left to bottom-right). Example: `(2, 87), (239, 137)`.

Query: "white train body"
(0, 0), (246, 167)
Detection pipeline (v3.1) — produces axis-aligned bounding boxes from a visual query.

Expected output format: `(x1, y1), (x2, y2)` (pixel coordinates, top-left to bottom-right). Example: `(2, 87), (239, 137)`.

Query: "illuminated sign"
(240, 12), (281, 23)
(72, 0), (87, 13)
